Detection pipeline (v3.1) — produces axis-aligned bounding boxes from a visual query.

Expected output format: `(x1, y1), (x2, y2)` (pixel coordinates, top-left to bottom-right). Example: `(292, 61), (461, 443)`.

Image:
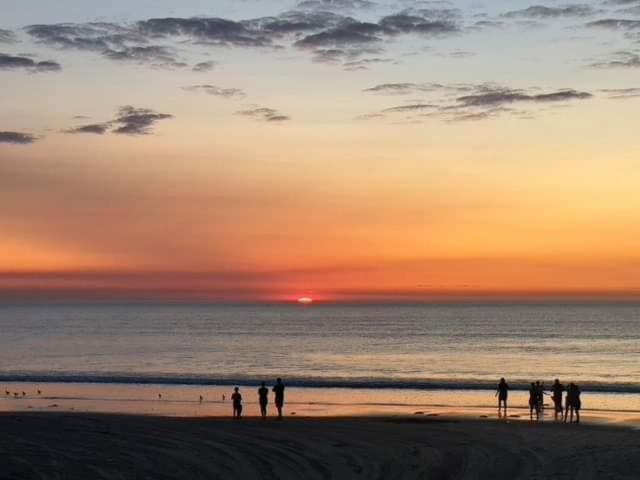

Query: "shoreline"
(1, 412), (639, 479)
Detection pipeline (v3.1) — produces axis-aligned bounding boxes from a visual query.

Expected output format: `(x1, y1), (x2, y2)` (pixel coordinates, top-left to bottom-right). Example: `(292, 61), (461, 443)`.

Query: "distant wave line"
(2, 373), (640, 394)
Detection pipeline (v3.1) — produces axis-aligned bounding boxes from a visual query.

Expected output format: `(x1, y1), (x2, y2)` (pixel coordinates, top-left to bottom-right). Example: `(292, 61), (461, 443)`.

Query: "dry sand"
(1, 413), (639, 479)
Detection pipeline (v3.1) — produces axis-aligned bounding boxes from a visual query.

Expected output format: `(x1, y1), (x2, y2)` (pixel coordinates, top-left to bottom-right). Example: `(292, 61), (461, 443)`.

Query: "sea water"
(1, 304), (639, 417)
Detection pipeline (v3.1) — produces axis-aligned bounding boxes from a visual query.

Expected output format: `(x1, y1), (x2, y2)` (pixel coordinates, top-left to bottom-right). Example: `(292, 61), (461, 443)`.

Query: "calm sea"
(0, 303), (638, 391)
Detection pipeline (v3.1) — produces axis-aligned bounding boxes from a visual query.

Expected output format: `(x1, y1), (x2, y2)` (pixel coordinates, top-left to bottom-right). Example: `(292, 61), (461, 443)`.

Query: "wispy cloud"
(361, 83), (593, 122)
(0, 52), (61, 72)
(192, 60), (216, 72)
(236, 107), (290, 122)
(0, 131), (37, 144)
(66, 106), (173, 136)
(183, 84), (246, 99)
(589, 50), (640, 68)
(0, 29), (16, 43)
(503, 5), (597, 19)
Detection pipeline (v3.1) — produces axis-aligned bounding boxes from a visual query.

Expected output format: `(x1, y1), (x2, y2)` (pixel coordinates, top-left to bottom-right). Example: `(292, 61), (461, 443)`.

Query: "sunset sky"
(1, 0), (640, 302)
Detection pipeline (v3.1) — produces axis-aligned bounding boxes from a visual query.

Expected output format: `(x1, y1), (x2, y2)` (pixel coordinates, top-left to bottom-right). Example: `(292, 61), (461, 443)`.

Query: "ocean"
(1, 304), (639, 417)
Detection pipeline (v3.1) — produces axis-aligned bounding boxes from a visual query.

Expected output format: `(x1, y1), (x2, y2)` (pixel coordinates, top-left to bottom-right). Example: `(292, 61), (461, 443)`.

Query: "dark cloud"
(295, 20), (384, 48)
(586, 19), (640, 30)
(192, 60), (216, 72)
(66, 106), (173, 136)
(25, 22), (143, 51)
(24, 22), (184, 67)
(236, 107), (290, 122)
(0, 29), (16, 43)
(112, 106), (173, 135)
(503, 5), (597, 19)
(364, 82), (467, 95)
(297, 0), (377, 11)
(382, 103), (436, 112)
(456, 87), (592, 107)
(137, 17), (273, 47)
(342, 56), (393, 70)
(0, 131), (37, 144)
(102, 45), (183, 67)
(361, 83), (593, 123)
(183, 84), (246, 99)
(0, 52), (61, 72)
(590, 50), (640, 68)
(600, 87), (640, 98)
(66, 123), (112, 135)
(378, 14), (459, 35)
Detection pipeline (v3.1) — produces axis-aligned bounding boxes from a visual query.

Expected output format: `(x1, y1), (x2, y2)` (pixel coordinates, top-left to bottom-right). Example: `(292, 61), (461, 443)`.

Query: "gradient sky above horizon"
(1, 0), (640, 302)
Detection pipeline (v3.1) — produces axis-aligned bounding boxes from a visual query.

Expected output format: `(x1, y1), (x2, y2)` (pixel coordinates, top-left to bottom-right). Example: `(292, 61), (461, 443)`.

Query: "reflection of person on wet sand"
(258, 382), (269, 419)
(273, 378), (285, 420)
(231, 387), (243, 419)
(495, 378), (509, 416)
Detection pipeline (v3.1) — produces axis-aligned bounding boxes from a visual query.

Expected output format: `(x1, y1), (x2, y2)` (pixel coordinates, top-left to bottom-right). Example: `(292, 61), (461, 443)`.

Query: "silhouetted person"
(551, 379), (564, 420)
(565, 383), (581, 424)
(199, 395), (204, 403)
(573, 384), (581, 424)
(528, 383), (539, 420)
(231, 387), (243, 419)
(535, 381), (544, 417)
(258, 382), (269, 419)
(273, 378), (285, 420)
(495, 378), (509, 416)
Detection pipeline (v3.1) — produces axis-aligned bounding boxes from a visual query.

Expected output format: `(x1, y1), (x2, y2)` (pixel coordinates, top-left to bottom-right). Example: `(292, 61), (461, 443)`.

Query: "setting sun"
(297, 297), (313, 305)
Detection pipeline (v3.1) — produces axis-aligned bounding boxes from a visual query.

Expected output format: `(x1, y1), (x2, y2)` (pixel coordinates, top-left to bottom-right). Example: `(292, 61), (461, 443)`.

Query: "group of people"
(230, 378), (286, 420)
(496, 378), (582, 423)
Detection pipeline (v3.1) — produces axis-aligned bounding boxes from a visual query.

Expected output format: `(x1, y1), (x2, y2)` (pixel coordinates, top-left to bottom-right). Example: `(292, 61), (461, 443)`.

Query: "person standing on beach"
(551, 379), (564, 420)
(258, 382), (269, 419)
(529, 383), (539, 420)
(565, 383), (581, 424)
(231, 387), (243, 419)
(495, 378), (509, 416)
(273, 378), (285, 420)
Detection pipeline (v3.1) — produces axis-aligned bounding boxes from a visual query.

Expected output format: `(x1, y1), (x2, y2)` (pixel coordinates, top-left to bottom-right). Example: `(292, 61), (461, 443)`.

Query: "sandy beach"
(1, 413), (638, 479)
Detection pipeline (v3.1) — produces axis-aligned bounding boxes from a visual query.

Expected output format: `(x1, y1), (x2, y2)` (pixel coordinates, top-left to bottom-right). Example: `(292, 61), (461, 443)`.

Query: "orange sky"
(2, 1), (640, 303)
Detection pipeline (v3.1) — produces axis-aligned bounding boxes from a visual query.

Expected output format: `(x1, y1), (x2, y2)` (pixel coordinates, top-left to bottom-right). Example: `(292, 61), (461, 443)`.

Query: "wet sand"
(1, 413), (639, 479)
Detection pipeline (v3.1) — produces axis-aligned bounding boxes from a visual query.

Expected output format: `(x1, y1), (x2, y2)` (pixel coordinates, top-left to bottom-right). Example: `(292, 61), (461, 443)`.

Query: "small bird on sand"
(13, 392), (19, 398)
(22, 392), (26, 397)
(4, 391), (9, 396)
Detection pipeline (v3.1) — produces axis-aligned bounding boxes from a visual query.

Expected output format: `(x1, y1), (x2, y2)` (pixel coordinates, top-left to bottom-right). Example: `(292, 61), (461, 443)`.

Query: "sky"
(1, 0), (640, 303)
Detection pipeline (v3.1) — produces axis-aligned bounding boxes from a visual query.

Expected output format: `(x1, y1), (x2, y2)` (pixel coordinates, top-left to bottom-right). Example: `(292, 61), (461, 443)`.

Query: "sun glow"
(297, 297), (314, 305)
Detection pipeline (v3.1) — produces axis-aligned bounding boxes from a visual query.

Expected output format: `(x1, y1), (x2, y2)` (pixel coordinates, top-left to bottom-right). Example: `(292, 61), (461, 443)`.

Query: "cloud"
(183, 84), (246, 99)
(378, 14), (459, 35)
(25, 22), (143, 51)
(0, 131), (37, 144)
(236, 107), (290, 122)
(0, 52), (61, 72)
(503, 5), (597, 18)
(296, 0), (377, 11)
(600, 87), (640, 98)
(342, 56), (393, 70)
(66, 106), (173, 136)
(136, 17), (274, 47)
(192, 60), (216, 72)
(102, 45), (184, 67)
(66, 123), (112, 135)
(295, 20), (384, 48)
(586, 19), (640, 30)
(0, 29), (16, 43)
(382, 103), (436, 113)
(590, 50), (640, 68)
(455, 87), (592, 107)
(361, 83), (593, 122)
